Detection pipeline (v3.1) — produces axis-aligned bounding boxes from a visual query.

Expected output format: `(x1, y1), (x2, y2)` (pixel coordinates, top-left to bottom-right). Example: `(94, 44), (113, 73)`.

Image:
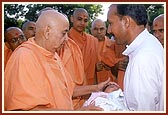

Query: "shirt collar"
(122, 29), (148, 56)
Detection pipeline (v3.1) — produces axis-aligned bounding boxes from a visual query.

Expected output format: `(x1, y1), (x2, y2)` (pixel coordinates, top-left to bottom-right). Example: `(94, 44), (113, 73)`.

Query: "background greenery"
(4, 4), (164, 33)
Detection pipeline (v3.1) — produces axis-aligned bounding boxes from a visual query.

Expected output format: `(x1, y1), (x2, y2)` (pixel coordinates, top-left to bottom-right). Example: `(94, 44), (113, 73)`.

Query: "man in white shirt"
(107, 4), (164, 111)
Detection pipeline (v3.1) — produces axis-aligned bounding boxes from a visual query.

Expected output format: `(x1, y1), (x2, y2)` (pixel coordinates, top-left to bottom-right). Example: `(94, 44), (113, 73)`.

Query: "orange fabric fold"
(4, 43), (12, 70)
(96, 37), (122, 83)
(68, 28), (98, 85)
(5, 38), (74, 110)
(58, 38), (87, 110)
(114, 43), (127, 90)
(59, 38), (86, 85)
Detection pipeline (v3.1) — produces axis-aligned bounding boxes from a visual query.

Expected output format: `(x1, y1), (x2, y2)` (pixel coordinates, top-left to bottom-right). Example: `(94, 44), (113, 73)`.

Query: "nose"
(97, 28), (102, 33)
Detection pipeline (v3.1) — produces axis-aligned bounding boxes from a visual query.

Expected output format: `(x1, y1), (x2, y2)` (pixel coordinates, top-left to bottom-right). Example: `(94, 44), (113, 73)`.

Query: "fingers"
(109, 81), (120, 87)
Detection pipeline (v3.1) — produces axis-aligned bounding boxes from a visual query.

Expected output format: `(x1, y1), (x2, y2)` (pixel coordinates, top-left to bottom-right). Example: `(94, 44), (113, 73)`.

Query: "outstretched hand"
(96, 77), (111, 91)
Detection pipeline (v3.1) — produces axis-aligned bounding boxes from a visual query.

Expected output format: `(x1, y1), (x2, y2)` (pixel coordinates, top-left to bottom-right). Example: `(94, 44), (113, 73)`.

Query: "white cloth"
(83, 89), (128, 111)
(122, 29), (164, 111)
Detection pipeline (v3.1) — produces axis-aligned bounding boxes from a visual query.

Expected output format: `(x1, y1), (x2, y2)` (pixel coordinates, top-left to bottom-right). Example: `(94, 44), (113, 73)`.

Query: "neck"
(127, 25), (145, 45)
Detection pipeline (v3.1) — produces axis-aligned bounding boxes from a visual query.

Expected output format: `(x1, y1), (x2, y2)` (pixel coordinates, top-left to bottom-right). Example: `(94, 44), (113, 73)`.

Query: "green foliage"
(4, 3), (103, 32)
(4, 3), (164, 33)
(146, 4), (164, 24)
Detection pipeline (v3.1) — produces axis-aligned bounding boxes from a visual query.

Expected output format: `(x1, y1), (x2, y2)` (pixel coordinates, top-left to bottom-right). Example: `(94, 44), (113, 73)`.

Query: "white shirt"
(123, 29), (164, 111)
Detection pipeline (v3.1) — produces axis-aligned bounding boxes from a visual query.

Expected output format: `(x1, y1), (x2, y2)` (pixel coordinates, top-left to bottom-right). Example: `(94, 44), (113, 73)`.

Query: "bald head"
(91, 19), (106, 28)
(5, 27), (27, 51)
(38, 7), (55, 17)
(91, 19), (107, 41)
(35, 10), (69, 54)
(71, 8), (89, 33)
(36, 10), (69, 33)
(153, 14), (164, 47)
(73, 8), (88, 17)
(22, 21), (36, 39)
(153, 14), (164, 23)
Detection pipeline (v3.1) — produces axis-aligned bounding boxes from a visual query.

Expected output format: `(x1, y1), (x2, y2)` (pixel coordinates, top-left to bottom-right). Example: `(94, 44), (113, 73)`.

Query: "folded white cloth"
(83, 89), (128, 111)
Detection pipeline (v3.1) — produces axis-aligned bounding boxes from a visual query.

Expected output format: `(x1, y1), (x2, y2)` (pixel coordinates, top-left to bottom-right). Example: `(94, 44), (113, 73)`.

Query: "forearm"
(73, 85), (98, 97)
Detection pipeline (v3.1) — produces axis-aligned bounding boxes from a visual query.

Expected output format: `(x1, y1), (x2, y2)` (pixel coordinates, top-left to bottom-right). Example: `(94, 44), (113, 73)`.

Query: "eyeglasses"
(8, 34), (27, 44)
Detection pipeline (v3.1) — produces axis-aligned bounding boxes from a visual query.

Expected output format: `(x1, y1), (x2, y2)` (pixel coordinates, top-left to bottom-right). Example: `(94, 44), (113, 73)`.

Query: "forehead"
(153, 19), (164, 27)
(107, 5), (118, 20)
(6, 29), (22, 39)
(93, 21), (105, 28)
(74, 12), (89, 18)
(27, 22), (36, 27)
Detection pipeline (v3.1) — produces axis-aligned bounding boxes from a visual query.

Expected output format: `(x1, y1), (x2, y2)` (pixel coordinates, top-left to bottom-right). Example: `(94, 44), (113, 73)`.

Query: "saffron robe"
(5, 38), (74, 110)
(4, 43), (12, 70)
(68, 28), (98, 85)
(96, 36), (123, 83)
(59, 38), (87, 109)
(114, 43), (127, 90)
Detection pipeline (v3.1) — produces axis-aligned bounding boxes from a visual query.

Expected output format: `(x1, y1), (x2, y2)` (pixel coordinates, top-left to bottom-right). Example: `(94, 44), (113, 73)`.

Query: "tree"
(4, 3), (164, 33)
(4, 3), (103, 32)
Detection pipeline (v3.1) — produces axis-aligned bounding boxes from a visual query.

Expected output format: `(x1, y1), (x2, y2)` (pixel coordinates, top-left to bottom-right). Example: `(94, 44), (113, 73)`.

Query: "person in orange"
(5, 10), (109, 111)
(68, 8), (98, 85)
(22, 21), (36, 39)
(152, 14), (164, 47)
(4, 27), (27, 69)
(91, 19), (122, 82)
(90, 19), (128, 90)
(38, 7), (106, 110)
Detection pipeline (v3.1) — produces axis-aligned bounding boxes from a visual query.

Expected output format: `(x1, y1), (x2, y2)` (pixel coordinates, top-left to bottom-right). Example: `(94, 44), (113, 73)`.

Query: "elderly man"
(152, 14), (164, 47)
(107, 4), (164, 111)
(5, 10), (110, 111)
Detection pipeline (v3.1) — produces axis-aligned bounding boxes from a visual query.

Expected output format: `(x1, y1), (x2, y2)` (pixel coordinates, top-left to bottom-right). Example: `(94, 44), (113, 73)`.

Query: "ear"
(70, 15), (73, 23)
(122, 16), (130, 28)
(44, 26), (50, 40)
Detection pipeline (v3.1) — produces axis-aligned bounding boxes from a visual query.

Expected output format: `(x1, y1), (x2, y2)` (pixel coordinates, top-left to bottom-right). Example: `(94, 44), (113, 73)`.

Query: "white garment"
(83, 89), (128, 111)
(122, 29), (164, 111)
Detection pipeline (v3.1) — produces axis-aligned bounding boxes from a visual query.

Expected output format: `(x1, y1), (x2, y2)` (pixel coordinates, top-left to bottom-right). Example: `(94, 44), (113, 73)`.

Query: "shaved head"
(91, 19), (107, 41)
(36, 10), (69, 33)
(91, 19), (106, 28)
(35, 10), (69, 54)
(152, 14), (164, 47)
(73, 8), (88, 17)
(71, 8), (89, 33)
(5, 27), (27, 51)
(153, 14), (164, 23)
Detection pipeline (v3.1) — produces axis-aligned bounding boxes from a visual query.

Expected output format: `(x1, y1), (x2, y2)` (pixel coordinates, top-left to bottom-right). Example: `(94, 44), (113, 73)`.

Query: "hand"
(96, 77), (111, 91)
(103, 82), (120, 93)
(79, 102), (103, 111)
(96, 61), (104, 72)
(103, 63), (112, 71)
(118, 57), (129, 71)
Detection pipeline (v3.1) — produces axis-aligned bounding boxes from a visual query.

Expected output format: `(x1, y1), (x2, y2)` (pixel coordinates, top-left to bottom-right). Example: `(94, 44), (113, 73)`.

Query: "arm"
(73, 77), (111, 97)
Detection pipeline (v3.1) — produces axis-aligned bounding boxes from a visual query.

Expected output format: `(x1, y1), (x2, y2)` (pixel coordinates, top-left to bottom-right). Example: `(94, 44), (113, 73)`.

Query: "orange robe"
(4, 43), (12, 70)
(114, 43), (127, 90)
(59, 38), (87, 109)
(68, 27), (98, 85)
(4, 38), (74, 110)
(96, 36), (122, 83)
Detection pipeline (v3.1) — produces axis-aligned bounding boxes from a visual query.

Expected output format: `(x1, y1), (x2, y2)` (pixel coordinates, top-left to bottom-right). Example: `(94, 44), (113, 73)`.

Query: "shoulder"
(85, 33), (98, 43)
